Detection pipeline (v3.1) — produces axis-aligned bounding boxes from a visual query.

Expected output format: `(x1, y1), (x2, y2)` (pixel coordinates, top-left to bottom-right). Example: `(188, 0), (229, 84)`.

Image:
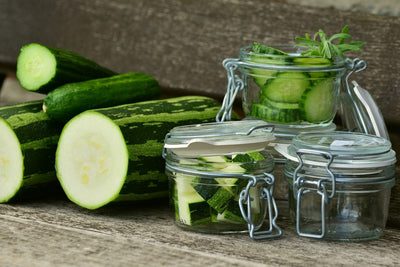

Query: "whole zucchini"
(55, 96), (225, 209)
(43, 72), (161, 121)
(16, 43), (116, 93)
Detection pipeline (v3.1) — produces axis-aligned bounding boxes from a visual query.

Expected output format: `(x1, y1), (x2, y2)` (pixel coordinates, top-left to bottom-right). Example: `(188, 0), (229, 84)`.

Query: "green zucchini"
(55, 96), (223, 209)
(16, 43), (116, 93)
(0, 101), (64, 202)
(43, 72), (161, 121)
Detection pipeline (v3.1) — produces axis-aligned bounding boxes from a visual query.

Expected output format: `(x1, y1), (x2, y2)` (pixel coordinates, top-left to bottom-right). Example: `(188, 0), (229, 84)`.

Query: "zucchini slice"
(55, 111), (129, 209)
(0, 118), (24, 202)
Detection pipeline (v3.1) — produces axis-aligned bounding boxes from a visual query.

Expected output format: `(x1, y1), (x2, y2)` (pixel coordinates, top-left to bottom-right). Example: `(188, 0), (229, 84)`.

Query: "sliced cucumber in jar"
(299, 78), (336, 123)
(249, 43), (289, 88)
(251, 102), (301, 123)
(260, 72), (310, 103)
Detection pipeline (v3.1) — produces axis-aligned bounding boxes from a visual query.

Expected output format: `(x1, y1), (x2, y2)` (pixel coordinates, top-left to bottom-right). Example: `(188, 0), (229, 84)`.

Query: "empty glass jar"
(280, 131), (396, 241)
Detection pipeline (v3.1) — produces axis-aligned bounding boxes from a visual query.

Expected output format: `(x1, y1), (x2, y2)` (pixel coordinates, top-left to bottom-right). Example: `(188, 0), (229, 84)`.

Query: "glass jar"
(267, 122), (337, 201)
(163, 120), (282, 239)
(217, 44), (348, 127)
(280, 131), (396, 241)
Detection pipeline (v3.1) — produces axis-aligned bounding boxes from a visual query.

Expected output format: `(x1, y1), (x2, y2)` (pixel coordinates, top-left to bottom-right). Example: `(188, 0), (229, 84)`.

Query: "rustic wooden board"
(0, 197), (399, 266)
(1, 0), (400, 124)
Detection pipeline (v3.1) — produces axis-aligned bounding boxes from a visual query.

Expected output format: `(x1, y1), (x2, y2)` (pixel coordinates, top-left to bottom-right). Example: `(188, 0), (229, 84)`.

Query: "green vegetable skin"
(43, 72), (161, 121)
(0, 101), (64, 202)
(249, 27), (364, 124)
(55, 96), (225, 209)
(16, 43), (116, 93)
(172, 152), (266, 227)
(249, 42), (337, 124)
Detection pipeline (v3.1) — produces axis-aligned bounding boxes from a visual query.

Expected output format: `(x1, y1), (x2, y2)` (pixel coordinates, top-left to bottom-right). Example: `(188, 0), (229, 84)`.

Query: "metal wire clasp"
(293, 149), (335, 239)
(238, 173), (282, 240)
(216, 58), (244, 122)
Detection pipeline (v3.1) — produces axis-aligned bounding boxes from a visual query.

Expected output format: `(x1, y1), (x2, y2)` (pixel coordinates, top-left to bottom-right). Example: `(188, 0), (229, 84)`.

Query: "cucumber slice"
(55, 111), (129, 209)
(299, 78), (336, 123)
(260, 96), (300, 109)
(0, 118), (24, 202)
(292, 57), (332, 66)
(251, 102), (301, 123)
(261, 72), (310, 103)
(252, 42), (288, 56)
(249, 43), (289, 87)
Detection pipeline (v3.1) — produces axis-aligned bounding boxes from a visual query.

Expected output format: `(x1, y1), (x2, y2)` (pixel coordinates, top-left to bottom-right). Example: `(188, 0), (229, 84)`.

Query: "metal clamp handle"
(292, 148), (335, 239)
(216, 58), (244, 122)
(342, 58), (369, 133)
(296, 186), (328, 239)
(239, 173), (282, 240)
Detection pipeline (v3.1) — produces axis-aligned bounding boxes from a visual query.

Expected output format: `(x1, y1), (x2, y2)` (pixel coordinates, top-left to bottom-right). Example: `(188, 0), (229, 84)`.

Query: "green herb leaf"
(295, 25), (365, 60)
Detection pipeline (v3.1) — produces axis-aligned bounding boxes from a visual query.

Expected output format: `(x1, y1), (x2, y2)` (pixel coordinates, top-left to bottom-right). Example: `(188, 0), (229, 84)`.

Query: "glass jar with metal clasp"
(162, 120), (282, 240)
(276, 131), (396, 241)
(215, 45), (374, 206)
(216, 44), (350, 127)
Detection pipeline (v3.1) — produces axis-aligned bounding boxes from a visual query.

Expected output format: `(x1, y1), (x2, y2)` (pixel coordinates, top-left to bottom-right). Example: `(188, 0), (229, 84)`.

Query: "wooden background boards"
(1, 0), (400, 265)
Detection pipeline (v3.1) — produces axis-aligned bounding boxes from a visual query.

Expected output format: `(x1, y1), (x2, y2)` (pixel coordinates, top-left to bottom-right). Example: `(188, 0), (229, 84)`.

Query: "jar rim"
(238, 45), (348, 71)
(164, 120), (275, 156)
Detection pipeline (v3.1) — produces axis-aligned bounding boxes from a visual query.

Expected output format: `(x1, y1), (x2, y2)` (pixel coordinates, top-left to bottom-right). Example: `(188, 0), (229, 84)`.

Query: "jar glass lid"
(292, 131), (391, 156)
(281, 131), (397, 169)
(164, 120), (275, 156)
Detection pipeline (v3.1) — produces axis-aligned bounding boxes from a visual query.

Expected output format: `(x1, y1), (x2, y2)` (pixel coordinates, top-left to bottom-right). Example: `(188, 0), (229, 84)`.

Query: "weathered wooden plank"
(1, 0), (400, 124)
(0, 198), (399, 266)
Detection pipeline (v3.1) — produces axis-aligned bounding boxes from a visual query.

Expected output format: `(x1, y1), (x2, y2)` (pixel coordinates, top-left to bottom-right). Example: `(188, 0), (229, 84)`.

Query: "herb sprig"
(295, 25), (365, 59)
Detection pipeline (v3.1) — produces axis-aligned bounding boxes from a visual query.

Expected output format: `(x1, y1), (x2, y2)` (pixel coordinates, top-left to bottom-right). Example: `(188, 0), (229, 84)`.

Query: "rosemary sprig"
(295, 25), (365, 59)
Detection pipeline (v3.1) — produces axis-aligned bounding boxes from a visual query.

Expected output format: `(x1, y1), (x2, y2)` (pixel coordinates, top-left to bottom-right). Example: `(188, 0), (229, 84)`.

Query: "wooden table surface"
(1, 196), (398, 267)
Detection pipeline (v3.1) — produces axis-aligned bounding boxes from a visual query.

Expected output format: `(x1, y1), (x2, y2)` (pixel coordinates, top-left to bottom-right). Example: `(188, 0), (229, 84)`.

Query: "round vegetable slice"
(299, 78), (336, 123)
(55, 110), (129, 209)
(261, 72), (310, 103)
(0, 118), (24, 202)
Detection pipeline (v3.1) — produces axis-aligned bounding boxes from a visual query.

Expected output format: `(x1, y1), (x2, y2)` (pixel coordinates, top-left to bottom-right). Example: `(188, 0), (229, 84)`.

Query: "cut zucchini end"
(55, 111), (129, 209)
(0, 118), (24, 203)
(16, 43), (57, 91)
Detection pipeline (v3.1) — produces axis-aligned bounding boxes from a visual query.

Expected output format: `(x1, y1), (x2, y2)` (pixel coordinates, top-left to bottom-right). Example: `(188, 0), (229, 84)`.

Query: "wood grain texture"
(0, 198), (399, 266)
(1, 0), (400, 123)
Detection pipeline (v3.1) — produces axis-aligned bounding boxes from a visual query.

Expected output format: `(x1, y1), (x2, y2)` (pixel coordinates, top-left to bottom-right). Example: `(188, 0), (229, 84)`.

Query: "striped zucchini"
(16, 43), (116, 93)
(0, 101), (63, 202)
(55, 96), (227, 209)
